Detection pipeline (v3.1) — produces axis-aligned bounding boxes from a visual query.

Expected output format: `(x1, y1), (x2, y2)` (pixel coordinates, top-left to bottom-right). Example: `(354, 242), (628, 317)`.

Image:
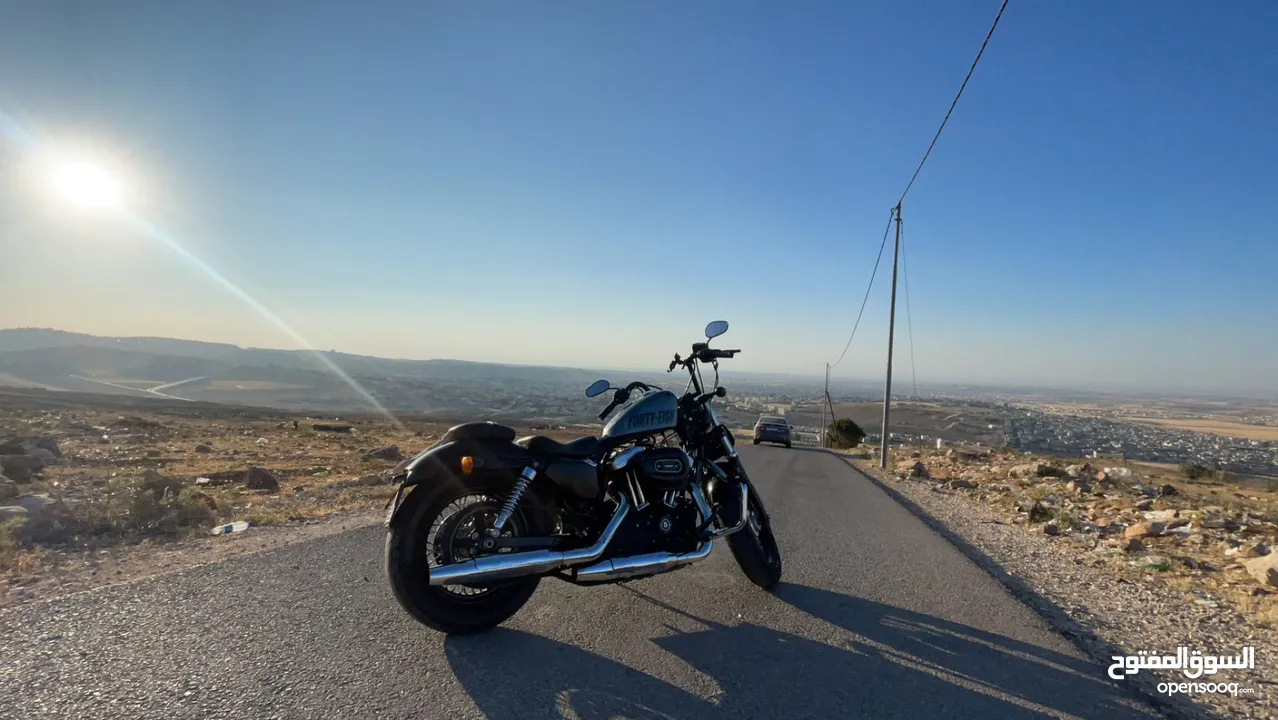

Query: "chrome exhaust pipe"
(572, 539), (714, 583)
(428, 494), (630, 586)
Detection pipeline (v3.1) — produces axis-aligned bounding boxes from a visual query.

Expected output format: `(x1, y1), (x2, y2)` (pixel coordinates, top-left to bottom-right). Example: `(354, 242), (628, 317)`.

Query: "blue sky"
(0, 1), (1274, 393)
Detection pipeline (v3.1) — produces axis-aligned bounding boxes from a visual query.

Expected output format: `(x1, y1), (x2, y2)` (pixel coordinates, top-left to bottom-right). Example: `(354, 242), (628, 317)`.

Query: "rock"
(145, 449), (162, 458)
(0, 455), (44, 483)
(8, 493), (52, 515)
(141, 469), (184, 499)
(1029, 501), (1055, 524)
(1158, 483), (1178, 496)
(292, 420), (300, 429)
(1009, 463), (1051, 478)
(1243, 554), (1278, 588)
(1124, 522), (1165, 539)
(1238, 541), (1270, 559)
(1065, 465), (1084, 478)
(365, 445), (405, 462)
(1143, 555), (1171, 571)
(1134, 498), (1154, 511)
(356, 474), (384, 487)
(194, 444), (213, 453)
(313, 423), (354, 433)
(984, 483), (1013, 493)
(947, 478), (977, 490)
(244, 466), (280, 493)
(1143, 510), (1178, 522)
(1065, 480), (1092, 494)
(896, 460), (928, 478)
(0, 475), (17, 503)
(1123, 537), (1146, 552)
(1044, 522), (1061, 536)
(99, 435), (110, 444)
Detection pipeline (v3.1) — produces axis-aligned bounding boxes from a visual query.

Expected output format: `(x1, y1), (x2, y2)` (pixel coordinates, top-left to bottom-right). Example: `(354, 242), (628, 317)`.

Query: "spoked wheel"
(725, 487), (783, 590)
(386, 479), (549, 635)
(428, 494), (524, 599)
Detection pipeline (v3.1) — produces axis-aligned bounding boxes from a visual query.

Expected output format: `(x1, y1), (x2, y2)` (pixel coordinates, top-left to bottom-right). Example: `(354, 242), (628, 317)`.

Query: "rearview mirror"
(705, 320), (728, 339)
(585, 380), (610, 398)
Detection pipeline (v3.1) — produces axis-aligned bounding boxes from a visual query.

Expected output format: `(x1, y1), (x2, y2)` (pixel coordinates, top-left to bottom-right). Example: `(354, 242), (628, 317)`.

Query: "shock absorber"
(492, 466), (537, 533)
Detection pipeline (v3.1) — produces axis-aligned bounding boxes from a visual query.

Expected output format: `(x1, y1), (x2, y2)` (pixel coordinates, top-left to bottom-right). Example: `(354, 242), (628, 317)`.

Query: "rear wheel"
(723, 485), (783, 589)
(386, 476), (551, 635)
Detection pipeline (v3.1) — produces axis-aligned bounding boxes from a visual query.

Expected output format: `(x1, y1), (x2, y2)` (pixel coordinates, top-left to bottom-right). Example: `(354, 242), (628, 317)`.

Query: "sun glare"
(49, 159), (123, 210)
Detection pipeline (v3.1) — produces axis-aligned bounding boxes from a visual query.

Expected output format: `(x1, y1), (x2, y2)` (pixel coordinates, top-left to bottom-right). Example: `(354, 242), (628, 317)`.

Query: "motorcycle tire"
(722, 485), (783, 590)
(386, 476), (552, 635)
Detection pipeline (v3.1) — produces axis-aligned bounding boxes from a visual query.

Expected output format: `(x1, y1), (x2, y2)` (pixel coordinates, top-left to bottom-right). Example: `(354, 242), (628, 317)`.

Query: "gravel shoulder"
(846, 453), (1276, 720)
(2, 508), (384, 609)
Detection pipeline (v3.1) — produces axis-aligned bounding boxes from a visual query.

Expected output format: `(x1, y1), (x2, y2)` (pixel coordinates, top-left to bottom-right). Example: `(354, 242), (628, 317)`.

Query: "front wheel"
(723, 485), (783, 589)
(385, 476), (550, 635)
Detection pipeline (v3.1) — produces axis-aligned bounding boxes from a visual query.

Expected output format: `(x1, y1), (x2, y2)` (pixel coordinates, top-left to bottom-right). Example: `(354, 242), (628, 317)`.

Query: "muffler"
(428, 495), (630, 586)
(572, 540), (713, 583)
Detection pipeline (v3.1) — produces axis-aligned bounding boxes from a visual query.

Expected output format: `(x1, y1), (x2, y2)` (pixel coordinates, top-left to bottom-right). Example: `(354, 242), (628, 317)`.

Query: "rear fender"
(384, 439), (532, 529)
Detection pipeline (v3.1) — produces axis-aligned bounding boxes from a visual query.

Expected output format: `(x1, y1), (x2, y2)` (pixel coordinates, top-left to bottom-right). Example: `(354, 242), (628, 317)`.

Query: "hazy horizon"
(3, 325), (1274, 400)
(2, 2), (1275, 395)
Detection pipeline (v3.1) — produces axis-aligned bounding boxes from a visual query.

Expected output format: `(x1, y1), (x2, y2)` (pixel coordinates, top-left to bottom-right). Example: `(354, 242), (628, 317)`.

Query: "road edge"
(826, 451), (1211, 720)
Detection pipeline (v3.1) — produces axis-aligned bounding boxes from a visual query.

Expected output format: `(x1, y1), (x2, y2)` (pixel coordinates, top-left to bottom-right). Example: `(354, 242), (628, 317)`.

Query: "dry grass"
(0, 405), (605, 579)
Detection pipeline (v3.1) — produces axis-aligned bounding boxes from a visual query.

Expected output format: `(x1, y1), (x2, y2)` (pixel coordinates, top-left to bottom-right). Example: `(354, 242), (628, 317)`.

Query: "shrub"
(827, 418), (866, 449)
(1181, 462), (1210, 480)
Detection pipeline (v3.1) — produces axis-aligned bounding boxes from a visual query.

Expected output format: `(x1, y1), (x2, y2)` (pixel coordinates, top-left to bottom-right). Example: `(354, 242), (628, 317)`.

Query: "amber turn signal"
(460, 456), (475, 475)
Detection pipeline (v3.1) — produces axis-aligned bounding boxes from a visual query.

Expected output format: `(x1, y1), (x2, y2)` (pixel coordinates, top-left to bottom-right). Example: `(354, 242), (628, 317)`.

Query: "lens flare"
(2, 109), (404, 429)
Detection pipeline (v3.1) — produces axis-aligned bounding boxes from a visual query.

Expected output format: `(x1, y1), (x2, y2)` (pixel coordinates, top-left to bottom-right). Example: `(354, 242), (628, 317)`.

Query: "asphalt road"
(1, 446), (1159, 719)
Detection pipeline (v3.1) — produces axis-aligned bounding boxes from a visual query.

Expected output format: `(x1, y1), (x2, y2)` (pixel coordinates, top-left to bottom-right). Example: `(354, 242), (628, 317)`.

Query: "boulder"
(947, 478), (977, 490)
(244, 466), (280, 493)
(194, 444), (213, 453)
(1009, 463), (1053, 479)
(0, 454), (44, 483)
(1159, 484), (1178, 497)
(141, 469), (184, 499)
(896, 460), (928, 478)
(364, 445), (405, 462)
(1123, 537), (1146, 552)
(1044, 522), (1060, 536)
(1134, 498), (1154, 511)
(356, 474), (385, 487)
(1065, 465), (1084, 478)
(1243, 554), (1278, 588)
(145, 449), (162, 458)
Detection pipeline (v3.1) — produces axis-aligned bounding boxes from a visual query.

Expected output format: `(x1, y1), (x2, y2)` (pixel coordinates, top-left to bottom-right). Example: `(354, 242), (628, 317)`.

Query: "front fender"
(384, 439), (532, 529)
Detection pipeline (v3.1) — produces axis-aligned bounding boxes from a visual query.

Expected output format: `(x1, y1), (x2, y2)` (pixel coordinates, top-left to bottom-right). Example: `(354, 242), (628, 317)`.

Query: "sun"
(49, 159), (123, 210)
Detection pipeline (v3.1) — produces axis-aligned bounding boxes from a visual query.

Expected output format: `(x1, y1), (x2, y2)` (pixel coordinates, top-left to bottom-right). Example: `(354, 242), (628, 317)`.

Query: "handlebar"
(598, 381), (652, 421)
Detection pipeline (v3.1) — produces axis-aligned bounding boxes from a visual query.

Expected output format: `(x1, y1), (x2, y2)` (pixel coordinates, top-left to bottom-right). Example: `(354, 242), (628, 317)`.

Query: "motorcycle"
(384, 320), (783, 634)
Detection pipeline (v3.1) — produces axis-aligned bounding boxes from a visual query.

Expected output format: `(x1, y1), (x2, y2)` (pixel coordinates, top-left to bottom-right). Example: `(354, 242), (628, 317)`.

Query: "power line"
(829, 208), (895, 370)
(896, 0), (1009, 206)
(901, 217), (917, 398)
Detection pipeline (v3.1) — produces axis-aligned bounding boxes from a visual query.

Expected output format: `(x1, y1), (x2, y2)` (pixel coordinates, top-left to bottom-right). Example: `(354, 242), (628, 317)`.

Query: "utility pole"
(879, 204), (902, 469)
(820, 363), (830, 448)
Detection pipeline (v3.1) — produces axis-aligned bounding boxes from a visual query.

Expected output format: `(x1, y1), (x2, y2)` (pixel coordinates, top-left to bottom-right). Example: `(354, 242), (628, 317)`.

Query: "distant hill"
(0, 328), (602, 383)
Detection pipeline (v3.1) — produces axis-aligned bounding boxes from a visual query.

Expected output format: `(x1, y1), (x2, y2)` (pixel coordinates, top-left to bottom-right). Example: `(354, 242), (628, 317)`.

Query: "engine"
(605, 491), (702, 557)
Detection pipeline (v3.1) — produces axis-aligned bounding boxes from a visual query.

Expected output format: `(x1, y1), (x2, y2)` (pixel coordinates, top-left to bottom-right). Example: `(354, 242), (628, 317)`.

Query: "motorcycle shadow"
(444, 582), (1153, 720)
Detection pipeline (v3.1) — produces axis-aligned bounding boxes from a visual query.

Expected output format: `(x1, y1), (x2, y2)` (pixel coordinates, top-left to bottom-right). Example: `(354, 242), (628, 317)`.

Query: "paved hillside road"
(2, 446), (1159, 719)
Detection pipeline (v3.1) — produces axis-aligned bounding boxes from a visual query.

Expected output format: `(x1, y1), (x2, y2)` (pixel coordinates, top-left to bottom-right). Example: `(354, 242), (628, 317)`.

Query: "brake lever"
(668, 353), (681, 372)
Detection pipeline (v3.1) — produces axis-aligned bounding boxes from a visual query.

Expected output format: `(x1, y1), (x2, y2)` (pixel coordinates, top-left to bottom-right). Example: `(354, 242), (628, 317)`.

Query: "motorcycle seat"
(515, 435), (600, 459)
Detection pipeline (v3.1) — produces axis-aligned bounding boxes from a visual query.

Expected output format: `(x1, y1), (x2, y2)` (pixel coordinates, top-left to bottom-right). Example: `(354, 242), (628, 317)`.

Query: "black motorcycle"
(384, 321), (783, 634)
